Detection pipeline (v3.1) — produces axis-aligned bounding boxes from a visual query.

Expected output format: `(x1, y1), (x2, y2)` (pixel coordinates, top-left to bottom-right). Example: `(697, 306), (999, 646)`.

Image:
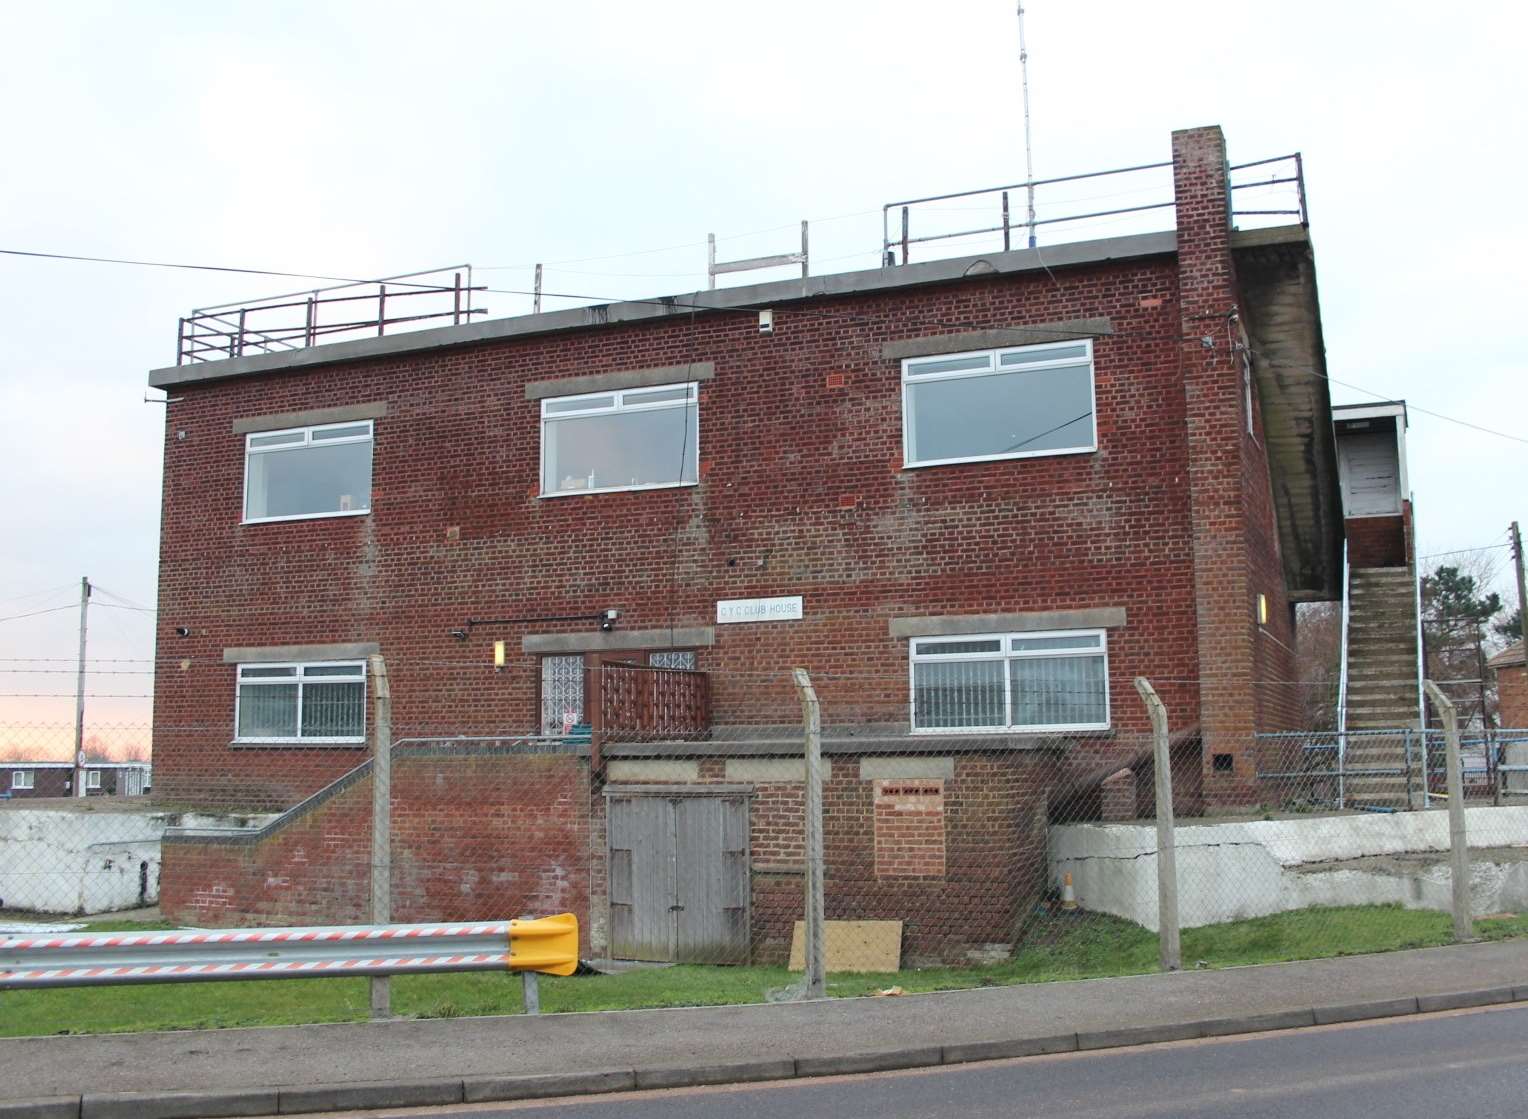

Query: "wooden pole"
(72, 577), (90, 799)
(1424, 680), (1474, 941)
(792, 669), (826, 999)
(368, 654), (393, 1018)
(1135, 678), (1180, 971)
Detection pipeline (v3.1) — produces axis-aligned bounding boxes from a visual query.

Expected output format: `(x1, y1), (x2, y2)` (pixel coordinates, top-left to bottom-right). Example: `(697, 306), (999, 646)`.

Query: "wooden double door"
(607, 792), (749, 963)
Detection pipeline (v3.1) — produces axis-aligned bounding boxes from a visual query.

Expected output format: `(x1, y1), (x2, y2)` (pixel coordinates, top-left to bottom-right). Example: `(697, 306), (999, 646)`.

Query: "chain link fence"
(3, 658), (1527, 1029)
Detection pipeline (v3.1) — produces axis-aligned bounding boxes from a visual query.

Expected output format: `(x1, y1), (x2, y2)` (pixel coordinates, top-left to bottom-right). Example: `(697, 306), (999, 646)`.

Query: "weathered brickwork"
(161, 750), (592, 948)
(1345, 514), (1408, 569)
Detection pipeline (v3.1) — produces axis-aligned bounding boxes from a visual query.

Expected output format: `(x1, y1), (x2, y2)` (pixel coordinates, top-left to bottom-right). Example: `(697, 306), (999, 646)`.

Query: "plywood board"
(788, 919), (903, 972)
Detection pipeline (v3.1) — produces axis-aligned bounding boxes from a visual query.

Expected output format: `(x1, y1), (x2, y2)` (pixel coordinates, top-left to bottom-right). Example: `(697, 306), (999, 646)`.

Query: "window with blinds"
(910, 630), (1109, 732)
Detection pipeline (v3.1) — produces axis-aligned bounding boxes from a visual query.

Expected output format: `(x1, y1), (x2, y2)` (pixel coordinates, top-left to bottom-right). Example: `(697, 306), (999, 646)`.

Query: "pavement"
(2, 939), (1526, 1119)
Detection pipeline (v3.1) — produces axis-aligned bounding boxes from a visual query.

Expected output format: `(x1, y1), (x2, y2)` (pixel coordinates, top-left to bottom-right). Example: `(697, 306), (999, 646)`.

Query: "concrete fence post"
(792, 669), (826, 999)
(1424, 680), (1474, 941)
(1135, 677), (1181, 971)
(368, 653), (393, 1020)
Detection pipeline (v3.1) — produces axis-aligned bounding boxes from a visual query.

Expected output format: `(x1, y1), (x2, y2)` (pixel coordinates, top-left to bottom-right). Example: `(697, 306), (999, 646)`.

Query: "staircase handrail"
(1336, 538), (1351, 809)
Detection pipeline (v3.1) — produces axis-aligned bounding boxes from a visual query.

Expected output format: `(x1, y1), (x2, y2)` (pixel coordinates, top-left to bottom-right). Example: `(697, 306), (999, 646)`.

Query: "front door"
(607, 793), (749, 963)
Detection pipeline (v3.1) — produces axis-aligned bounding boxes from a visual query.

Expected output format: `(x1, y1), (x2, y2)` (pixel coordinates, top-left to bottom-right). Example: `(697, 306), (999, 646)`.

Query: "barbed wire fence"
(2, 656), (1527, 1025)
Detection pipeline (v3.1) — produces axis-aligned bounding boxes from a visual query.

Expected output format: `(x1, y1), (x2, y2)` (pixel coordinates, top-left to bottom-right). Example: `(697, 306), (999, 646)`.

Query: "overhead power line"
(0, 604), (76, 625)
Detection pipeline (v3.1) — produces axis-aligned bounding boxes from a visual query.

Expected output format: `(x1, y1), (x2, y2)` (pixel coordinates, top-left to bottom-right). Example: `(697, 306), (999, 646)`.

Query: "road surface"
(310, 1003), (1528, 1118)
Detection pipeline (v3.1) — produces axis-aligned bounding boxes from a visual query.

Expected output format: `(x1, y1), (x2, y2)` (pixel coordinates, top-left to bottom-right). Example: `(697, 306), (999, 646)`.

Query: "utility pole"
(73, 576), (91, 798)
(1512, 522), (1527, 655)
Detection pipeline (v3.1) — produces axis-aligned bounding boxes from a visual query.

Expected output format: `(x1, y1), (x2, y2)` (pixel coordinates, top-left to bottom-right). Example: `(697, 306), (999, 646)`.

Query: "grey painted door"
(608, 794), (749, 963)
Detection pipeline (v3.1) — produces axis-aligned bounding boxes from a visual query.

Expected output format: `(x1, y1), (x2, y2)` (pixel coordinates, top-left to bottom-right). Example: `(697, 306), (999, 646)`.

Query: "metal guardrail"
(0, 915), (578, 989)
(177, 265), (487, 365)
(879, 153), (1306, 265)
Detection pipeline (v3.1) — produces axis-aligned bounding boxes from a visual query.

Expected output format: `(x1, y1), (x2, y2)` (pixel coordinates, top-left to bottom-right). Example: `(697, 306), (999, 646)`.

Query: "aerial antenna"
(1017, 3), (1037, 248)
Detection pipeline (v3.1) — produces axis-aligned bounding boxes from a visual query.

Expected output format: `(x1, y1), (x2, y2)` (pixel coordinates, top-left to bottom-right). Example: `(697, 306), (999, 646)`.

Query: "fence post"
(792, 669), (826, 999)
(1424, 681), (1474, 941)
(368, 653), (393, 1019)
(1134, 677), (1180, 971)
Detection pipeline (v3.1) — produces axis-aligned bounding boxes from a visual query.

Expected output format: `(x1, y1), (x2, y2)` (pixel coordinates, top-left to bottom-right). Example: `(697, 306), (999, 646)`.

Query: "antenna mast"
(1017, 3), (1037, 248)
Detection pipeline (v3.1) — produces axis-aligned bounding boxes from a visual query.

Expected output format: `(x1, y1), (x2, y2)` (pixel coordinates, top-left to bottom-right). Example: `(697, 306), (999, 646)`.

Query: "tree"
(1295, 601), (1341, 729)
(1496, 606), (1523, 644)
(1422, 563), (1505, 729)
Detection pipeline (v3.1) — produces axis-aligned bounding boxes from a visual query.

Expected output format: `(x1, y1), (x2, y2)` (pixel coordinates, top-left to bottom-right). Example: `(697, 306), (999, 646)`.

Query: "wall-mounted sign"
(716, 595), (804, 624)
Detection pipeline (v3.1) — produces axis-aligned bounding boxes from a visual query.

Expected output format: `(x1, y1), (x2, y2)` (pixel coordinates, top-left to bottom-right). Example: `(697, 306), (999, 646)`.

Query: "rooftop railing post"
(377, 284), (386, 336)
(1294, 152), (1308, 225)
(235, 308), (246, 358)
(175, 317), (185, 366)
(1002, 191), (1011, 252)
(305, 294), (316, 347)
(900, 206), (909, 265)
(453, 272), (462, 325)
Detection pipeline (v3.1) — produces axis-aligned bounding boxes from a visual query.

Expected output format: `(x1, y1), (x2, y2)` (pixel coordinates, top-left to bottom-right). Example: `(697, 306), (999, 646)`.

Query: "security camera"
(600, 609), (620, 632)
(174, 626), (191, 638)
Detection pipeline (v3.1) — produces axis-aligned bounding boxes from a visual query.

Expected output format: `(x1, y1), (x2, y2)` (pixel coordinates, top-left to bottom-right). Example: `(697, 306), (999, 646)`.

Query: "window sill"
(538, 480), (698, 500)
(902, 446), (1097, 470)
(230, 739), (367, 748)
(242, 510), (371, 526)
(908, 724), (1111, 736)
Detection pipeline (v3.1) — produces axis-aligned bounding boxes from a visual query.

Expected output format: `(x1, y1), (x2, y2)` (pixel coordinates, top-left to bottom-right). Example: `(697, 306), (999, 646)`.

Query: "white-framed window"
(85, 769), (103, 790)
(234, 661), (367, 744)
(10, 769), (33, 790)
(909, 629), (1109, 733)
(541, 382), (698, 496)
(243, 420), (374, 523)
(901, 339), (1096, 468)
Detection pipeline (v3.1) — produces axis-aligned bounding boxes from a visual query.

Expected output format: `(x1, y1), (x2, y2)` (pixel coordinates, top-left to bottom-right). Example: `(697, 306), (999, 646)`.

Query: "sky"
(0, 0), (1524, 745)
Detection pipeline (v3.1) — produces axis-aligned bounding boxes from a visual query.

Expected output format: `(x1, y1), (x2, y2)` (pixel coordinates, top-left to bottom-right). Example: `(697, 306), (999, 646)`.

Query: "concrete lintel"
(230, 401), (388, 435)
(604, 783), (753, 797)
(890, 608), (1126, 640)
(859, 756), (954, 781)
(146, 231), (1180, 389)
(880, 317), (1114, 361)
(222, 642), (380, 664)
(524, 362), (714, 401)
(605, 760), (700, 782)
(521, 627), (714, 655)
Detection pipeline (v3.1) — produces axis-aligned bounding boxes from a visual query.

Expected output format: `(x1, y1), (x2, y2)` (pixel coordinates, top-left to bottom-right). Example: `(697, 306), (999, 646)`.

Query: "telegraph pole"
(73, 576), (91, 798)
(1512, 522), (1527, 654)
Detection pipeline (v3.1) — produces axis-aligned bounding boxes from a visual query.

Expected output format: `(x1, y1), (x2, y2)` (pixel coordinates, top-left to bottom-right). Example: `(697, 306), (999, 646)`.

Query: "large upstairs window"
(541, 382), (699, 496)
(902, 339), (1096, 467)
(243, 420), (373, 523)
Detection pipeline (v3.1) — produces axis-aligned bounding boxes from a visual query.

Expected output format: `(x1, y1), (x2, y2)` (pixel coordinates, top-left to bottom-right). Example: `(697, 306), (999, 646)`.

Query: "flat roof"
(149, 229), (1225, 388)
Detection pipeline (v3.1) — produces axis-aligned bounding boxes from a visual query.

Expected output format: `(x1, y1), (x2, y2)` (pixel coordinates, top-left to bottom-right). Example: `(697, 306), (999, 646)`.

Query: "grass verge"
(3, 904), (1524, 1038)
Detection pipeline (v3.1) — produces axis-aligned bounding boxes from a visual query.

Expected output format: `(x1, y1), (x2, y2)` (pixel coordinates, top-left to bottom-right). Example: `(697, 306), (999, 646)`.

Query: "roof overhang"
(1232, 226), (1344, 603)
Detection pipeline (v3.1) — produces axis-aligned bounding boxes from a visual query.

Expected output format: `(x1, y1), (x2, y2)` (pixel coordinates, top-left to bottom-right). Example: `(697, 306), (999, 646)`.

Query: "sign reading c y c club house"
(715, 595), (804, 624)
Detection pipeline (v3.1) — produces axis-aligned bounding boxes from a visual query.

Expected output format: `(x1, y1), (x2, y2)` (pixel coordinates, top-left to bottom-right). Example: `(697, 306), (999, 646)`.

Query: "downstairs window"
(910, 630), (1109, 732)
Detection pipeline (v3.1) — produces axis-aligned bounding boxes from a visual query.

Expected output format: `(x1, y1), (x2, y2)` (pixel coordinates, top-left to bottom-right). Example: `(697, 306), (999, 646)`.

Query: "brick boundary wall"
(161, 748), (592, 951)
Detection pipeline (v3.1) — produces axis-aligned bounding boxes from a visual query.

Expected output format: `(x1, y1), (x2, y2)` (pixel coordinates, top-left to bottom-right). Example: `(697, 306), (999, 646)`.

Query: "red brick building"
(1489, 642), (1528, 729)
(150, 126), (1345, 960)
